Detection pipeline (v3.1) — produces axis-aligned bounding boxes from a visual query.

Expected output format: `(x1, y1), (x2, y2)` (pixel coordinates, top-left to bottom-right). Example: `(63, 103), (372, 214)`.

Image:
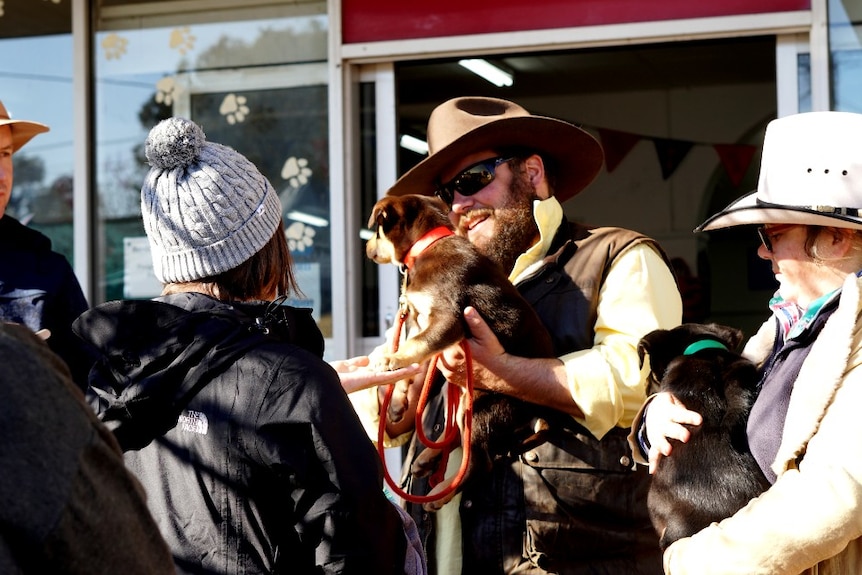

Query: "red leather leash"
(376, 226), (475, 504)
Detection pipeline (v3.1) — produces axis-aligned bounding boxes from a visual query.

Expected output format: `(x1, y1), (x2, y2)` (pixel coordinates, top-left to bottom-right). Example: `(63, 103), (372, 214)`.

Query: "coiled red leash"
(375, 224), (475, 505)
(378, 341), (474, 505)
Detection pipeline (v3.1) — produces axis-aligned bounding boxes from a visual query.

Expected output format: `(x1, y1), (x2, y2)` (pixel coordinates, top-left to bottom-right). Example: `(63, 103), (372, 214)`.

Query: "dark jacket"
(74, 293), (407, 575)
(404, 220), (668, 574)
(0, 215), (89, 387)
(0, 322), (175, 575)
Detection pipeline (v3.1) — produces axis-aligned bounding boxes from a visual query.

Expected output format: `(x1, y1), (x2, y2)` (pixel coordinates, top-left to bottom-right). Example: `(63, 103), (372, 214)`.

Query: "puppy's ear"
(428, 195), (449, 213)
(637, 340), (650, 369)
(638, 328), (674, 379)
(368, 202), (393, 230)
(367, 206), (381, 229)
(701, 323), (745, 351)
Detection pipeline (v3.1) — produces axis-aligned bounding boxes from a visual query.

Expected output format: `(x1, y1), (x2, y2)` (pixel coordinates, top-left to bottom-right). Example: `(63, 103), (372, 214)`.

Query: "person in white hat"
(355, 97), (682, 574)
(635, 111), (862, 574)
(72, 117), (416, 574)
(0, 99), (89, 387)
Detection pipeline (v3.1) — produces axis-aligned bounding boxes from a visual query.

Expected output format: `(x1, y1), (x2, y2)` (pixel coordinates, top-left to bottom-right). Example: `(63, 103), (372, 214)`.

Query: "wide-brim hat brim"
(0, 118), (50, 153)
(696, 189), (862, 232)
(387, 115), (604, 203)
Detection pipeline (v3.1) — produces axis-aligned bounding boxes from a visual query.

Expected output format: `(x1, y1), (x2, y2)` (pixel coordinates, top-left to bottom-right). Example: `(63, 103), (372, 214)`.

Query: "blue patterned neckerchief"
(768, 270), (862, 341)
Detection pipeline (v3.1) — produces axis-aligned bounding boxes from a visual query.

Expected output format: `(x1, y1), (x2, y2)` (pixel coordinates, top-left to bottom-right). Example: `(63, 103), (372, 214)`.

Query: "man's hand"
(644, 391), (703, 474)
(437, 306), (505, 389)
(463, 305), (506, 362)
(437, 306), (580, 417)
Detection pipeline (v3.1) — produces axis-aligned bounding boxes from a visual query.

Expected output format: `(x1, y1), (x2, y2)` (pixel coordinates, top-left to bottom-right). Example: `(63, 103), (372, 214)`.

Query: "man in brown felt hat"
(0, 100), (89, 388)
(365, 97), (682, 574)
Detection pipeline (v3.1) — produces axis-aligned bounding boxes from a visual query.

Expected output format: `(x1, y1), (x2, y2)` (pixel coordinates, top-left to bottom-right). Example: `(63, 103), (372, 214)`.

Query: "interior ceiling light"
(287, 210), (328, 227)
(458, 59), (513, 87)
(399, 134), (429, 155)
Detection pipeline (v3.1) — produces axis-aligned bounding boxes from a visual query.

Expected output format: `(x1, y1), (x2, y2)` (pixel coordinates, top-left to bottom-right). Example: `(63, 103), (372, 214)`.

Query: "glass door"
(353, 63), (402, 358)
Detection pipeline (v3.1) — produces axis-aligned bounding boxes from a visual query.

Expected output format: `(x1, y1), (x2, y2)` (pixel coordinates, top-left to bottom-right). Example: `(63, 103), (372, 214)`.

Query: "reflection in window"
(829, 0), (862, 113)
(94, 14), (333, 334)
(798, 53), (811, 113)
(0, 11), (74, 263)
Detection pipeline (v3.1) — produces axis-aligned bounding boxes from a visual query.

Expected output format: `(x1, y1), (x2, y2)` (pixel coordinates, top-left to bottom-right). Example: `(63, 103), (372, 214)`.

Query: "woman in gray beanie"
(71, 117), (410, 574)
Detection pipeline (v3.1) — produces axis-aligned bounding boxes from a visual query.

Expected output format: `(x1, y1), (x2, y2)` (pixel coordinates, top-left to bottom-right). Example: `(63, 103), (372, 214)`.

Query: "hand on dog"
(437, 306), (506, 390)
(331, 355), (422, 394)
(643, 391), (703, 474)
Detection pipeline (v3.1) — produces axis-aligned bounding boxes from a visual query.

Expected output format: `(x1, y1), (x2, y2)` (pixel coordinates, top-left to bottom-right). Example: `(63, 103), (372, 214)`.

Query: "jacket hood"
(73, 293), (322, 450)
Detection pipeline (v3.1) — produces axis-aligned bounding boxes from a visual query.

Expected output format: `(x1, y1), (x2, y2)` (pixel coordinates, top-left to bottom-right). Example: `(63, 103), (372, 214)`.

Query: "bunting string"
(586, 124), (759, 186)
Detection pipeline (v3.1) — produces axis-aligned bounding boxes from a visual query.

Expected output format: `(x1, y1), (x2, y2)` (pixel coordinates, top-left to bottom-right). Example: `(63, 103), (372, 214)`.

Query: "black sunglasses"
(756, 224), (797, 252)
(434, 157), (514, 206)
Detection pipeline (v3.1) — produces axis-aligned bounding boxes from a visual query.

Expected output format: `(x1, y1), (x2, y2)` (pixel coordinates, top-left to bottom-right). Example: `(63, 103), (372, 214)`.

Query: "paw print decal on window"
(219, 93), (249, 124)
(285, 221), (316, 253)
(281, 156), (312, 189)
(169, 26), (196, 55)
(154, 76), (177, 106)
(102, 33), (129, 60)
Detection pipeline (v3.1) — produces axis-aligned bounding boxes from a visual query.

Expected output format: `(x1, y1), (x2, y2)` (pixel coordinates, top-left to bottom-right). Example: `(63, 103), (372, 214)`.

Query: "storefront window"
(0, 1), (74, 264)
(94, 12), (332, 333)
(829, 0), (862, 112)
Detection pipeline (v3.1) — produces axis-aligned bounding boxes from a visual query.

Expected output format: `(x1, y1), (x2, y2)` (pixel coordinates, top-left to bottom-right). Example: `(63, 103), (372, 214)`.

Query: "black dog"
(638, 323), (770, 550)
(366, 193), (556, 508)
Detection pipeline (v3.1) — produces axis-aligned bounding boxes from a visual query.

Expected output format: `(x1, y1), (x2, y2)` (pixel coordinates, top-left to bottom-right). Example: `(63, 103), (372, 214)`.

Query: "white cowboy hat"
(387, 97), (604, 203)
(0, 100), (50, 153)
(697, 111), (862, 232)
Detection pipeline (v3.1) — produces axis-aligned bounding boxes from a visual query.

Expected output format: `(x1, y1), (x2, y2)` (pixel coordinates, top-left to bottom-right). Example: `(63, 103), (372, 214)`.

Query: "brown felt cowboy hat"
(0, 100), (50, 153)
(697, 111), (862, 232)
(387, 97), (604, 203)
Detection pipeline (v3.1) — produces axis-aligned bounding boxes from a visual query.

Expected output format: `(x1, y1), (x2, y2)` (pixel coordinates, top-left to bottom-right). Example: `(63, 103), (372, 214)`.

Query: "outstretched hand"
(644, 391), (703, 474)
(330, 355), (423, 394)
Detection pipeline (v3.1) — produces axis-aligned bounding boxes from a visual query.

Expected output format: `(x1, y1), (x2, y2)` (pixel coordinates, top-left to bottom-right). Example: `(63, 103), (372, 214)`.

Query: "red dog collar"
(403, 226), (454, 269)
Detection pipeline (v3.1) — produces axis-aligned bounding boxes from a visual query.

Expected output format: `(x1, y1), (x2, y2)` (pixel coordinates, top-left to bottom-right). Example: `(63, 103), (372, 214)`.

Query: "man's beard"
(470, 172), (539, 274)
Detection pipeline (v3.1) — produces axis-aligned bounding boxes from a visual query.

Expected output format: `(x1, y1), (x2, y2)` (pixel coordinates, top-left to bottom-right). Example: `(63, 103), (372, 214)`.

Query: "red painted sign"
(342, 0), (810, 44)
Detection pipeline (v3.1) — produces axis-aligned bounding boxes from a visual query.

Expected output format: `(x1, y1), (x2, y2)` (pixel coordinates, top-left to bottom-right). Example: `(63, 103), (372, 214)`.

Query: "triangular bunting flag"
(653, 138), (694, 180)
(713, 144), (757, 187)
(597, 128), (641, 172)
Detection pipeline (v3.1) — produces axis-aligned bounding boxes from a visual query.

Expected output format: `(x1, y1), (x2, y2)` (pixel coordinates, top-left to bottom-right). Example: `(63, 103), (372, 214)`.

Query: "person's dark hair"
(209, 219), (300, 301)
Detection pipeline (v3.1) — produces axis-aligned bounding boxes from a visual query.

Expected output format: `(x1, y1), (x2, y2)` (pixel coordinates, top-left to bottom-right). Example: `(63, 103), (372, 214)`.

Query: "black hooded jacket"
(0, 215), (89, 387)
(73, 292), (406, 574)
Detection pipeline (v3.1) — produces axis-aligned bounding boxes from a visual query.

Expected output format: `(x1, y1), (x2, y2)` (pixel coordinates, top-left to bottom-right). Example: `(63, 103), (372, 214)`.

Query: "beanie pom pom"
(145, 117), (206, 170)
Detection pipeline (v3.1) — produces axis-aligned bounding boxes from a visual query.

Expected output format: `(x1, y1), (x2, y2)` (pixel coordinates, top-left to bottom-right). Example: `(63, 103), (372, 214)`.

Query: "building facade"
(1, 0), (860, 360)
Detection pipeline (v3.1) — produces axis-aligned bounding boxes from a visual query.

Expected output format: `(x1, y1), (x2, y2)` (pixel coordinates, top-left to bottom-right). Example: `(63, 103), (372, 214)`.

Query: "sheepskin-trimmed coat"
(645, 273), (862, 574)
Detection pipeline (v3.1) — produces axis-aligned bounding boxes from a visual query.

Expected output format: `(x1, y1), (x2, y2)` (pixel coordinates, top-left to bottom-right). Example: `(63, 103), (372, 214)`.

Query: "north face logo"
(179, 410), (209, 435)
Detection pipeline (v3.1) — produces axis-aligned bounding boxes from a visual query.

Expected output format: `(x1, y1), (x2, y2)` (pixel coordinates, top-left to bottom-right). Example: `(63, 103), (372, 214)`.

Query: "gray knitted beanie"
(141, 117), (283, 284)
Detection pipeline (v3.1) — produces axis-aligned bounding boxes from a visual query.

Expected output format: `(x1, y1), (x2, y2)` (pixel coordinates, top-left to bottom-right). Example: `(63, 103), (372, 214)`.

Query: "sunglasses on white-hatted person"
(756, 224), (799, 252)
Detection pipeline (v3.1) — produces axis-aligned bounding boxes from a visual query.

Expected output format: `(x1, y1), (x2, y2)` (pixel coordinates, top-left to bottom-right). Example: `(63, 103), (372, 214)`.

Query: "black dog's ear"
(698, 323), (745, 352)
(638, 328), (675, 379)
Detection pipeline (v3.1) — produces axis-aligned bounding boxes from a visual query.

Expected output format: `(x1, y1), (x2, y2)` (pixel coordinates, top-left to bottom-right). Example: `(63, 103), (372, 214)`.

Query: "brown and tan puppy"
(638, 323), (770, 550)
(366, 193), (555, 506)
